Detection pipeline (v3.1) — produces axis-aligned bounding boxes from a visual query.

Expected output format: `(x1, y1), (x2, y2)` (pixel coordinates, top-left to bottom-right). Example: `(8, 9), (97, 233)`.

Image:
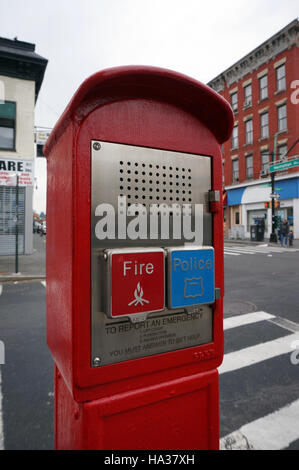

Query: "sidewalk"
(0, 233), (46, 282)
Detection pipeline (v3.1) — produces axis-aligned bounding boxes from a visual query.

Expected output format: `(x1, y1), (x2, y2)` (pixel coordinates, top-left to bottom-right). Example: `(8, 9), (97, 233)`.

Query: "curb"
(0, 274), (46, 283)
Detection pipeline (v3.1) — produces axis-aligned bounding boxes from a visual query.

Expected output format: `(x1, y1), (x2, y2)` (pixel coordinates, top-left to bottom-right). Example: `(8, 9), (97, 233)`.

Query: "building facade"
(208, 19), (299, 240)
(0, 37), (47, 255)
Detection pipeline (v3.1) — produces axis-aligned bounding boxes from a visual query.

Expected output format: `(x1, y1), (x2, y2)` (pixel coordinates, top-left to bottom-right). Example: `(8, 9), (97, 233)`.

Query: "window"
(232, 125), (238, 149)
(244, 84), (252, 107)
(245, 119), (253, 145)
(231, 92), (238, 112)
(232, 159), (239, 182)
(246, 155), (253, 179)
(276, 64), (286, 92)
(235, 212), (240, 225)
(277, 104), (287, 132)
(259, 75), (268, 100)
(261, 150), (269, 173)
(278, 144), (288, 160)
(0, 101), (16, 150)
(260, 112), (269, 139)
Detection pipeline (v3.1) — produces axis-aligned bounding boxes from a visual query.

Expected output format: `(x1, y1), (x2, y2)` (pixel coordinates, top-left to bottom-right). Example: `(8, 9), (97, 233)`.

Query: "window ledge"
(276, 129), (288, 136)
(0, 147), (16, 152)
(275, 88), (286, 96)
(258, 97), (269, 104)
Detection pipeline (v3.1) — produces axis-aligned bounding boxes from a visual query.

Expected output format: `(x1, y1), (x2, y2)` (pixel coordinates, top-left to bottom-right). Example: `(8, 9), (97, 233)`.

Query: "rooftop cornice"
(208, 18), (299, 92)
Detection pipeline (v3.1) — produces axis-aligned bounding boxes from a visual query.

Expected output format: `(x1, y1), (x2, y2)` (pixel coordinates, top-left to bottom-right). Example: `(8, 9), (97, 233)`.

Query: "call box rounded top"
(44, 66), (234, 157)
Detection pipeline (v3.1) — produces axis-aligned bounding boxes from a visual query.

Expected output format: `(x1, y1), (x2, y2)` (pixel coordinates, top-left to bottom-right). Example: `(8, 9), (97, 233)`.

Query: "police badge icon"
(184, 277), (204, 299)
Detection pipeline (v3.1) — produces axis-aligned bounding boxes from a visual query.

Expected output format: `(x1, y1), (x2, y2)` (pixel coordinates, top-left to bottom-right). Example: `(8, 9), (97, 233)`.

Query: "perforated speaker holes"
(119, 160), (192, 208)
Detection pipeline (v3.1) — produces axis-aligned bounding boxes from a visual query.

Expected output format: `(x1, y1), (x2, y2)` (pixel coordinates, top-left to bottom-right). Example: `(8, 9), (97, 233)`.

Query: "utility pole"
(269, 137), (299, 243)
(15, 174), (19, 273)
(269, 134), (278, 243)
(269, 159), (277, 242)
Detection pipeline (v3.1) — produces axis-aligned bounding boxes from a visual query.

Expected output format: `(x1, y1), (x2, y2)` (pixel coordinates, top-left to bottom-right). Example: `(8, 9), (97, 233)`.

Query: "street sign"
(107, 248), (165, 319)
(167, 247), (215, 309)
(269, 157), (299, 173)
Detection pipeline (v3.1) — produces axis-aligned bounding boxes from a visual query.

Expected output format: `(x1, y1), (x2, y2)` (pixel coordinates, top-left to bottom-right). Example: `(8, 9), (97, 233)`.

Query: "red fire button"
(106, 248), (165, 320)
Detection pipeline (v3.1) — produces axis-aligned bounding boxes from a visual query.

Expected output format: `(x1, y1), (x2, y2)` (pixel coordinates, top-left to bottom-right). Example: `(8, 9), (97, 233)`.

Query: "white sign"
(35, 130), (51, 146)
(0, 157), (34, 186)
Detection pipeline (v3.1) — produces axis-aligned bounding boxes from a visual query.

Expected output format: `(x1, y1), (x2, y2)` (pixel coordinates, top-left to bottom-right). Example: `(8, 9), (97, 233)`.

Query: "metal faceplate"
(91, 140), (213, 366)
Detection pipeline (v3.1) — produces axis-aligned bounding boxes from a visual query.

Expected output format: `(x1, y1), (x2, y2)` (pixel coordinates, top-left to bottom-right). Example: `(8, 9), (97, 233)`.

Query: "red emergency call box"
(44, 66), (233, 450)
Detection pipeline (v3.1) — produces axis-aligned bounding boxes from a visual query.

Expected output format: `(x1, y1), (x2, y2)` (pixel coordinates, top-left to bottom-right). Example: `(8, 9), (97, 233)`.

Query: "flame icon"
(128, 282), (150, 307)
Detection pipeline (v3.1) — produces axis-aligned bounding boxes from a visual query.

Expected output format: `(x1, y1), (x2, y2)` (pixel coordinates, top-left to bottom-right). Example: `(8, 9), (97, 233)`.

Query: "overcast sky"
(1, 0), (298, 212)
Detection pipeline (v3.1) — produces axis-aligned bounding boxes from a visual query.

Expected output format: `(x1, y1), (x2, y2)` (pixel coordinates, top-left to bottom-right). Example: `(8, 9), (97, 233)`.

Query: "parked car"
(33, 221), (40, 233)
(33, 222), (42, 233)
(41, 222), (46, 235)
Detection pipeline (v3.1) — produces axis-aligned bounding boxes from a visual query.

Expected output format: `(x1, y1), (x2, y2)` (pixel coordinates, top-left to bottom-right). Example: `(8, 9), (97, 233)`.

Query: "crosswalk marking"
(223, 250), (241, 256)
(220, 310), (299, 449)
(219, 332), (298, 374)
(225, 248), (255, 254)
(220, 398), (299, 450)
(223, 311), (275, 330)
(225, 247), (269, 254)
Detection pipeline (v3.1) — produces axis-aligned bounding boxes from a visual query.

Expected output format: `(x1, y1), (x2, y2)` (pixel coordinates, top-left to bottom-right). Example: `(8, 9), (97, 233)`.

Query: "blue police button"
(167, 247), (215, 309)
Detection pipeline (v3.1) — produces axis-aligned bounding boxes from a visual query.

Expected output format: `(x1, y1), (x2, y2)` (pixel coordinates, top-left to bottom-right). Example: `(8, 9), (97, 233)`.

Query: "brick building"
(208, 19), (299, 240)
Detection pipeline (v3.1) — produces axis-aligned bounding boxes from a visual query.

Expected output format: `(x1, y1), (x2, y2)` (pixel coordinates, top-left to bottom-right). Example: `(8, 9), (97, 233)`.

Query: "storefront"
(0, 157), (34, 255)
(226, 175), (299, 239)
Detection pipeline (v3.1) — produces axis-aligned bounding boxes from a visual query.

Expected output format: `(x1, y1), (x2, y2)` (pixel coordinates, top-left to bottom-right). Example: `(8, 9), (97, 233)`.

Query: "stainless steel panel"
(91, 141), (213, 366)
(92, 306), (213, 366)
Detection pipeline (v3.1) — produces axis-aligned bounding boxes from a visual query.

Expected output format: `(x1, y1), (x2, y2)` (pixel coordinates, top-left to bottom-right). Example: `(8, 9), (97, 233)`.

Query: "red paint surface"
(55, 364), (219, 450)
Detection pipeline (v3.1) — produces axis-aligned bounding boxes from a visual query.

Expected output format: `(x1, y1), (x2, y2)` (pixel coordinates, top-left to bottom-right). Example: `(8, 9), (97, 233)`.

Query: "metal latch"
(207, 190), (221, 213)
(208, 190), (220, 202)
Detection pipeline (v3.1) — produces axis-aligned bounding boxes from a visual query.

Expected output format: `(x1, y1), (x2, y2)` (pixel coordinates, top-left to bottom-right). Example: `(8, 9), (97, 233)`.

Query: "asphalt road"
(221, 244), (299, 449)
(0, 281), (53, 450)
(0, 244), (298, 450)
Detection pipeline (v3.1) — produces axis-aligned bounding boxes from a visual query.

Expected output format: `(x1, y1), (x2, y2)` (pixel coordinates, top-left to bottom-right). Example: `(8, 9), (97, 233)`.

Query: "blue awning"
(227, 187), (246, 206)
(227, 177), (299, 206)
(274, 178), (299, 199)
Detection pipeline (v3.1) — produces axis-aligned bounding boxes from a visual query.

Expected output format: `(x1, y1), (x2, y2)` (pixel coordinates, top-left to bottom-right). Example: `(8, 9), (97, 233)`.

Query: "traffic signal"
(264, 200), (280, 209)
